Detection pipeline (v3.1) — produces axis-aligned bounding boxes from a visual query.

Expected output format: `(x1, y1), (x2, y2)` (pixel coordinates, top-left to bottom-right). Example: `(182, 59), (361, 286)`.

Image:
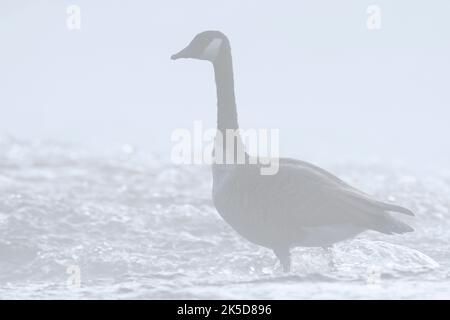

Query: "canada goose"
(171, 31), (414, 272)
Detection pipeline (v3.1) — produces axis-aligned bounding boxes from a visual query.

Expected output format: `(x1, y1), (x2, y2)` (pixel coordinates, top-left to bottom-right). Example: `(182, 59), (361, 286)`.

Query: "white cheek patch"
(202, 38), (223, 60)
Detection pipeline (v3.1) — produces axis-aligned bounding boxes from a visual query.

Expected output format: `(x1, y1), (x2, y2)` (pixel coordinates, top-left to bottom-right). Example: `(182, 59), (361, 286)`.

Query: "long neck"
(213, 47), (239, 133)
(212, 44), (246, 164)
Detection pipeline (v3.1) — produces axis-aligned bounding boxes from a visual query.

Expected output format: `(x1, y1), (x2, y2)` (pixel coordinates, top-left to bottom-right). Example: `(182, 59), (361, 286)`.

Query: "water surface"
(0, 137), (448, 299)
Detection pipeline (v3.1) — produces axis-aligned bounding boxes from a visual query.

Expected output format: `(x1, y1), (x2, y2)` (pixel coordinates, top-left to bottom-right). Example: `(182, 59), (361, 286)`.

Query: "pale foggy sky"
(1, 0), (449, 169)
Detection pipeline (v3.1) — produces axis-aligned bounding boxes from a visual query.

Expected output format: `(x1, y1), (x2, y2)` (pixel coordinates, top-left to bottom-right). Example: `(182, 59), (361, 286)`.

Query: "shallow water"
(0, 136), (449, 299)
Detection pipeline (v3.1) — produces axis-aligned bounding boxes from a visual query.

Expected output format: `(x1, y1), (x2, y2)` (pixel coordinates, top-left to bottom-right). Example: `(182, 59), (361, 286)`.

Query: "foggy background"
(1, 0), (450, 300)
(1, 0), (449, 170)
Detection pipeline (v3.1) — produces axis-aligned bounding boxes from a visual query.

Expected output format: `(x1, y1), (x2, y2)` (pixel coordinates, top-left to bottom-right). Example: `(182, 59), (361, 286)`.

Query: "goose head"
(171, 31), (228, 63)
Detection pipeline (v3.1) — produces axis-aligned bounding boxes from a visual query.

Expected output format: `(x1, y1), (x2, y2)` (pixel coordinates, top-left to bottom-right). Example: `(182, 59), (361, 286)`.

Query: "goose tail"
(380, 203), (415, 216)
(374, 216), (414, 235)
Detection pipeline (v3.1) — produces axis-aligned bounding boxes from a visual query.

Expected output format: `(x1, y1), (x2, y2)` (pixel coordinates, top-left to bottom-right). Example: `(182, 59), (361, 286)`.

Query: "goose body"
(172, 31), (414, 272)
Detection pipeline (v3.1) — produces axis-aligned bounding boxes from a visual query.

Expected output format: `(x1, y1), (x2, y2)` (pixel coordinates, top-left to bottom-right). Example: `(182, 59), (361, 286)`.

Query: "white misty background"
(0, 0), (449, 170)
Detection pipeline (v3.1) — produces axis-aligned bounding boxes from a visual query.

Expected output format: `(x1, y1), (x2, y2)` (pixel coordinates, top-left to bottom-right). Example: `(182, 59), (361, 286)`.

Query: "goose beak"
(171, 47), (190, 60)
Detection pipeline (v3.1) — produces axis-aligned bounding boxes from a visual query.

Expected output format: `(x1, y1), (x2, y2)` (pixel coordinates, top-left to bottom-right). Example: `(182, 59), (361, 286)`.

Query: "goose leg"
(273, 247), (291, 272)
(322, 246), (336, 271)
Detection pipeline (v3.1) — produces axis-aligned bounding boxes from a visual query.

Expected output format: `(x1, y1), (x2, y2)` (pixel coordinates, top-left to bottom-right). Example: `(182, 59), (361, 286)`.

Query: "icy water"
(0, 136), (449, 299)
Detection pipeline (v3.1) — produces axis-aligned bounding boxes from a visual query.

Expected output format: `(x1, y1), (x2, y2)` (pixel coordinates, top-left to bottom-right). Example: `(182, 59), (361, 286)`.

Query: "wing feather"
(245, 158), (414, 230)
